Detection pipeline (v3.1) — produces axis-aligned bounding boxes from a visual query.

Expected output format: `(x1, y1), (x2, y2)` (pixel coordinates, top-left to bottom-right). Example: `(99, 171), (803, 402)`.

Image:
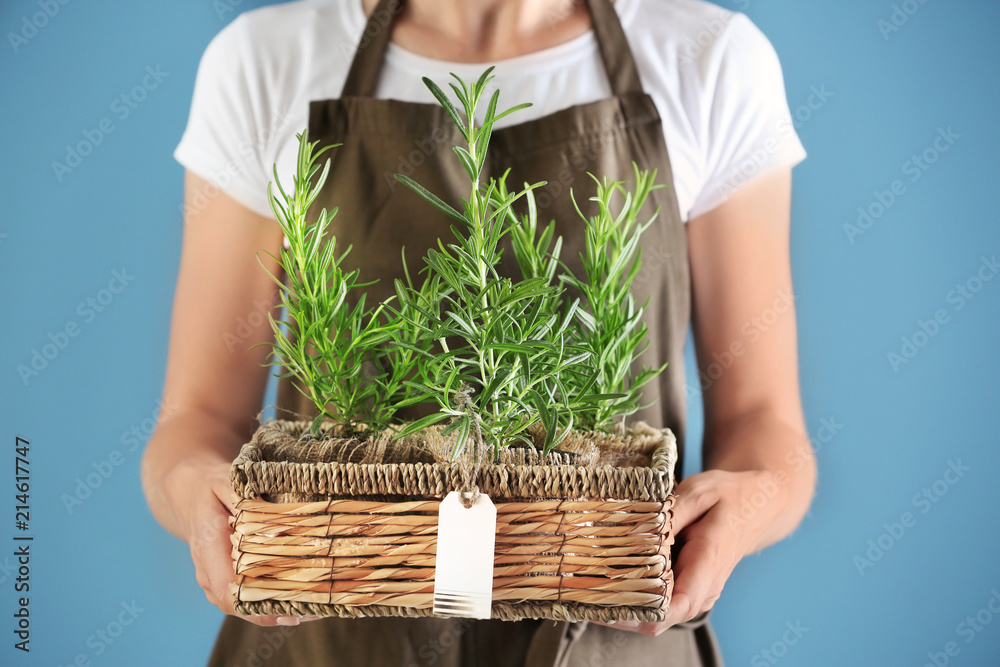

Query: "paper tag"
(433, 491), (496, 619)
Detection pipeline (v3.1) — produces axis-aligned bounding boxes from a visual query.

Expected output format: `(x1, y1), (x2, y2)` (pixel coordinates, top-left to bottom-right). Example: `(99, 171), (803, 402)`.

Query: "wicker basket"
(229, 419), (676, 623)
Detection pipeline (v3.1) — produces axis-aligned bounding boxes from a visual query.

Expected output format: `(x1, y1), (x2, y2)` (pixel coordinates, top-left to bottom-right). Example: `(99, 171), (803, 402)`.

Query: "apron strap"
(523, 620), (589, 667)
(584, 0), (645, 96)
(341, 0), (401, 97)
(341, 0), (645, 98)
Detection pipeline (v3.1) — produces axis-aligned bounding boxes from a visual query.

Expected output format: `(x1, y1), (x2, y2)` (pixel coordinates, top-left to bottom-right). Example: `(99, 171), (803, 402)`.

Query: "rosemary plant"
(261, 68), (664, 459)
(394, 68), (602, 459)
(261, 133), (430, 436)
(561, 168), (667, 431)
(500, 170), (665, 433)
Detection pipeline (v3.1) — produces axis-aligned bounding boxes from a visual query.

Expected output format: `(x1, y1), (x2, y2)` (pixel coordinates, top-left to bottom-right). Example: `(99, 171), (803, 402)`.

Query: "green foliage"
(261, 134), (432, 436)
(501, 166), (665, 433)
(561, 168), (667, 431)
(264, 68), (665, 458)
(393, 68), (596, 459)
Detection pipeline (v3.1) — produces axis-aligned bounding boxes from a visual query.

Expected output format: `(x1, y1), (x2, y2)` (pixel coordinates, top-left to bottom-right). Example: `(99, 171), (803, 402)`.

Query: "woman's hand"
(667, 468), (796, 627)
(605, 467), (795, 636)
(141, 174), (318, 627)
(165, 457), (292, 626)
(601, 167), (817, 636)
(160, 454), (312, 627)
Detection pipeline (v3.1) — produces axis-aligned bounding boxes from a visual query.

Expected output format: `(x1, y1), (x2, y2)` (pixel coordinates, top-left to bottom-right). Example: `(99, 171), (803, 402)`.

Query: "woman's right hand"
(142, 173), (315, 627)
(163, 456), (303, 626)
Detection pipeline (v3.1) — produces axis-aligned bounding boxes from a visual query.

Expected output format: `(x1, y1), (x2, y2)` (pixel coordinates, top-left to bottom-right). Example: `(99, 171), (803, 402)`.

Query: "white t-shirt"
(175, 0), (806, 222)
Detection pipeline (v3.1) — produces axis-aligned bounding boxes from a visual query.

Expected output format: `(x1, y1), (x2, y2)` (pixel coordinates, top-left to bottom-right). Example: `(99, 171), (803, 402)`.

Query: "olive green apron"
(210, 0), (722, 664)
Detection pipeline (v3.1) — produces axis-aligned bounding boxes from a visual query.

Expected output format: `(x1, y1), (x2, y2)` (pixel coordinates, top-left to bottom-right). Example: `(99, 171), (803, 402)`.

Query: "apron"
(210, 0), (723, 664)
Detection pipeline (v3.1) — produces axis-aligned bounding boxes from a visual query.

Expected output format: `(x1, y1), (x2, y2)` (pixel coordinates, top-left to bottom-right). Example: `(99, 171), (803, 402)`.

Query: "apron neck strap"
(585, 0), (645, 96)
(341, 0), (644, 98)
(341, 0), (400, 98)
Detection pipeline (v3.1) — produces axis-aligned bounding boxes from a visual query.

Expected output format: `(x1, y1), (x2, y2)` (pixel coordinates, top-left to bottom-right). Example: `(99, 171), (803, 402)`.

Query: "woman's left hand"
(602, 467), (788, 637)
(601, 167), (818, 637)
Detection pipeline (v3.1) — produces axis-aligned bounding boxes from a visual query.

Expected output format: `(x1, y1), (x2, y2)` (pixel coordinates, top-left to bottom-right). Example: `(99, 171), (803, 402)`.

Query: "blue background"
(1, 0), (998, 665)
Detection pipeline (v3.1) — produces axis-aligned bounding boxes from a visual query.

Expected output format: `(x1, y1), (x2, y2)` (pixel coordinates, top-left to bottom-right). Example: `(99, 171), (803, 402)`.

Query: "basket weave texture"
(230, 419), (677, 623)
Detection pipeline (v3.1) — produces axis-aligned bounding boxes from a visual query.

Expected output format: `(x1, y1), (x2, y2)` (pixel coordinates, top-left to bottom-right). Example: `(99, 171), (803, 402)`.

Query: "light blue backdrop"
(1, 1), (998, 665)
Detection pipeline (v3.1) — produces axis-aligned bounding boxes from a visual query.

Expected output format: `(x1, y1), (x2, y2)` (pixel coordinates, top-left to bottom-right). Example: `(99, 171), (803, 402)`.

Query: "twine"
(554, 499), (567, 605)
(233, 598), (669, 624)
(453, 384), (484, 508)
(235, 531), (247, 603)
(325, 497), (335, 606)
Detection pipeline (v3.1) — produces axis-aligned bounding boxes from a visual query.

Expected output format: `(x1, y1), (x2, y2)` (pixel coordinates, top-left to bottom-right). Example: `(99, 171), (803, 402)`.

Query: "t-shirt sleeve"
(173, 15), (275, 219)
(687, 12), (806, 220)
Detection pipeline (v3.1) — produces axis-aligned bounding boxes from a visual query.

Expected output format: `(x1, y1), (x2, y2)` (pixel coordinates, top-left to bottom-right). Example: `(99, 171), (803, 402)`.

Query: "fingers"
(198, 478), (325, 627)
(173, 461), (322, 628)
(191, 499), (297, 627)
(596, 620), (673, 637)
(189, 493), (237, 608)
(663, 510), (734, 627)
(604, 470), (770, 634)
(185, 481), (275, 626)
(670, 473), (722, 534)
(593, 471), (738, 633)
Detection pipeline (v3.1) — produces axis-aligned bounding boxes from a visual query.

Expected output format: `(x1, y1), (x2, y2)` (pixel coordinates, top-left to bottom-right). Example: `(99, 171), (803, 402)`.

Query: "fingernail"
(276, 616), (300, 626)
(616, 621), (639, 629)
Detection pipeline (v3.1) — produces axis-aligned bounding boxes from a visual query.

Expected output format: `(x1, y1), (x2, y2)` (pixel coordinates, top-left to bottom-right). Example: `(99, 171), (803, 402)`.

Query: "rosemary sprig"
(394, 67), (596, 459)
(561, 167), (667, 431)
(502, 166), (665, 432)
(261, 133), (426, 436)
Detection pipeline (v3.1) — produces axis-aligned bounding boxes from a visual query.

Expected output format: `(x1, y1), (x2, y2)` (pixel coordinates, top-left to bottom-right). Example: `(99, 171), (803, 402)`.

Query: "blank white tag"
(433, 491), (496, 619)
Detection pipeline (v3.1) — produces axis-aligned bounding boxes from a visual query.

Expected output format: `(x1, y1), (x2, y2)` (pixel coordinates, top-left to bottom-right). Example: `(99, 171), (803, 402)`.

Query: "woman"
(142, 0), (817, 664)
